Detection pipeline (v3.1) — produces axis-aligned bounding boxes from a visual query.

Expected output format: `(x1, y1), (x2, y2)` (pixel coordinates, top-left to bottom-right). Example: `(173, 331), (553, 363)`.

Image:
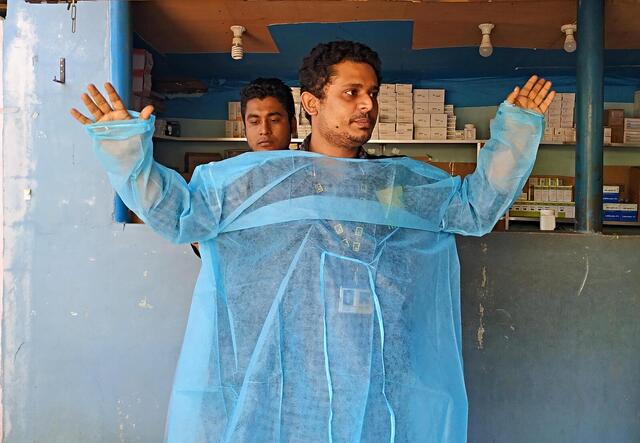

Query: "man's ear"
(301, 91), (319, 119)
(290, 115), (298, 138)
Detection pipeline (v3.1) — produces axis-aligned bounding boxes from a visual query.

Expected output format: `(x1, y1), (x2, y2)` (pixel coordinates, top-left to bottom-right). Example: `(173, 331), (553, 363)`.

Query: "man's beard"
(319, 117), (372, 150)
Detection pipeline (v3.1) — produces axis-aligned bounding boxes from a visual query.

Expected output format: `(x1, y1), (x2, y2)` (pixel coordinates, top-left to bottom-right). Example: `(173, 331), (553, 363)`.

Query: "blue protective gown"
(86, 102), (542, 442)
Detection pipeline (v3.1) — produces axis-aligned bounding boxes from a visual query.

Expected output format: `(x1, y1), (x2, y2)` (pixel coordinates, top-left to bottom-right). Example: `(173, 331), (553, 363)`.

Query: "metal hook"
(53, 58), (65, 84)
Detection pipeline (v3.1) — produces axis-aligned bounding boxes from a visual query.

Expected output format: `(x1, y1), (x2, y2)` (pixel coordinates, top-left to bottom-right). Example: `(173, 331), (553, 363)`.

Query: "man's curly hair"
(240, 78), (296, 122)
(298, 41), (382, 101)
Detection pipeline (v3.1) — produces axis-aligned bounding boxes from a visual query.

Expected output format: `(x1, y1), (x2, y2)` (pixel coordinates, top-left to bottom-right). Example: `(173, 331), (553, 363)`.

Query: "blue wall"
(2, 2), (194, 441)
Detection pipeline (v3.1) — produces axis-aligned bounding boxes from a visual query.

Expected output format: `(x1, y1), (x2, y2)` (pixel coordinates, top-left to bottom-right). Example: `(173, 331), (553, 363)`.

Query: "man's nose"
(259, 121), (272, 135)
(359, 94), (374, 113)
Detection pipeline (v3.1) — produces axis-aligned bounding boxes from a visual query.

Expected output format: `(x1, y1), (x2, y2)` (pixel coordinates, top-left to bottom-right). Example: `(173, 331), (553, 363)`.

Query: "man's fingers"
(539, 90), (557, 114)
(104, 82), (126, 111)
(88, 83), (113, 115)
(519, 75), (539, 97)
(528, 78), (546, 99)
(140, 105), (154, 120)
(70, 108), (93, 125)
(506, 87), (519, 104)
(81, 93), (104, 120)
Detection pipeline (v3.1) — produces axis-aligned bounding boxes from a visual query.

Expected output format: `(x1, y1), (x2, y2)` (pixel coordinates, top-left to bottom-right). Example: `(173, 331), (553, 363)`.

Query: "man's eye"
(346, 89), (357, 96)
(270, 117), (281, 123)
(248, 119), (259, 125)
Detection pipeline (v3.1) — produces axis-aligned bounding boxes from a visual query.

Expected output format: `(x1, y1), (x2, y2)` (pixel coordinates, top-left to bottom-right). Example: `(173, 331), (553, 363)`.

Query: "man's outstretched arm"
(442, 75), (556, 236)
(71, 83), (222, 244)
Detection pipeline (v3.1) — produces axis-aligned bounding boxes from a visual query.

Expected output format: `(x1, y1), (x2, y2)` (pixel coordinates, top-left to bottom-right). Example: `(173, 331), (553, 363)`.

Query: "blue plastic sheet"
(86, 102), (542, 442)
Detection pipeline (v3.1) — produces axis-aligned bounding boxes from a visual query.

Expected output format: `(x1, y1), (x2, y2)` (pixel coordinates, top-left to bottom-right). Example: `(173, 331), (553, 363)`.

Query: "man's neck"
(308, 133), (360, 158)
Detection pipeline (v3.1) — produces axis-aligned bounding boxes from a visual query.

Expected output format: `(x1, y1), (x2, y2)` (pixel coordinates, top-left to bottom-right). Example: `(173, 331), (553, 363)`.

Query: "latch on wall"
(53, 58), (65, 84)
(25, 0), (79, 33)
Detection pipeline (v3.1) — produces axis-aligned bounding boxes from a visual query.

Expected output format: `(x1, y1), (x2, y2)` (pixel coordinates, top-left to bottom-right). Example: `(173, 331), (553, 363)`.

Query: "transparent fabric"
(86, 103), (542, 442)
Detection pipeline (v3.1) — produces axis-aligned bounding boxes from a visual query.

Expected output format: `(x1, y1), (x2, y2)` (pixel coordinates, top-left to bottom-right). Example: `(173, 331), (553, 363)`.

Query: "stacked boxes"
(542, 93), (576, 143)
(604, 109), (625, 143)
(602, 185), (638, 221)
(131, 48), (155, 111)
(291, 87), (311, 139)
(509, 177), (575, 218)
(412, 89), (447, 140)
(396, 84), (413, 139)
(224, 101), (245, 138)
(623, 118), (640, 144)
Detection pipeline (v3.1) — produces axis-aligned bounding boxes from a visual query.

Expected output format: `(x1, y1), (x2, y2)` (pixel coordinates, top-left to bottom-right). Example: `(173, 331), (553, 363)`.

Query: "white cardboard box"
(378, 123), (396, 133)
(395, 84), (412, 94)
(396, 103), (413, 114)
(380, 84), (396, 93)
(396, 95), (413, 105)
(428, 89), (445, 103)
(427, 103), (445, 113)
(414, 127), (431, 139)
(396, 110), (414, 123)
(396, 123), (413, 134)
(413, 114), (430, 127)
(430, 114), (447, 127)
(413, 89), (429, 102)
(430, 127), (447, 140)
(413, 103), (430, 114)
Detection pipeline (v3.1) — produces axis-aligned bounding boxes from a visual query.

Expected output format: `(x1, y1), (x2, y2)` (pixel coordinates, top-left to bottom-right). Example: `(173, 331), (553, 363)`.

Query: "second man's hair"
(240, 78), (296, 123)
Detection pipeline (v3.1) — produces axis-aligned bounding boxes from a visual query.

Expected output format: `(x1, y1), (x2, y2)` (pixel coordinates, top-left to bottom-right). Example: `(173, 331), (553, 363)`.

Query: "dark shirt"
(298, 135), (392, 159)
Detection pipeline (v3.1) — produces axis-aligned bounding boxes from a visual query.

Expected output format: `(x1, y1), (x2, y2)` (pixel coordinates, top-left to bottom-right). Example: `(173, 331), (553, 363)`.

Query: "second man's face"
(314, 61), (379, 150)
(244, 96), (294, 151)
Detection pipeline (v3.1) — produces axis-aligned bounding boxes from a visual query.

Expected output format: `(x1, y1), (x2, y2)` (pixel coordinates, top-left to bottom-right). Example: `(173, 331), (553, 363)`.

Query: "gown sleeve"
(85, 113), (222, 243)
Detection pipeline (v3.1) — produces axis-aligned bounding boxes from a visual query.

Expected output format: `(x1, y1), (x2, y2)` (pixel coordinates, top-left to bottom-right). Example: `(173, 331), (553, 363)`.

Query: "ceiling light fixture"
(561, 24), (577, 53)
(230, 25), (246, 60)
(478, 23), (495, 58)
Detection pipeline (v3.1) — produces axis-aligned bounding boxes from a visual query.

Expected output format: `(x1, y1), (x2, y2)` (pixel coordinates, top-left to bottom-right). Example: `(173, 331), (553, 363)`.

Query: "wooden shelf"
(540, 141), (640, 149)
(507, 216), (640, 227)
(153, 135), (485, 145)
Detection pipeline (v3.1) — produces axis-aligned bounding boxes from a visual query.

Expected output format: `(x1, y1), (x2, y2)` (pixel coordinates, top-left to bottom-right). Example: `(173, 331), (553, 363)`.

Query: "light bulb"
(479, 35), (493, 57)
(564, 34), (577, 53)
(478, 23), (495, 58)
(561, 24), (577, 53)
(230, 25), (245, 60)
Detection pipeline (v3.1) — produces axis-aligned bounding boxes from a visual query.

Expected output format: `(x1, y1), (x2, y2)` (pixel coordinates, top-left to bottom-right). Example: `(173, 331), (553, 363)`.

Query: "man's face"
(314, 61), (379, 150)
(244, 96), (294, 151)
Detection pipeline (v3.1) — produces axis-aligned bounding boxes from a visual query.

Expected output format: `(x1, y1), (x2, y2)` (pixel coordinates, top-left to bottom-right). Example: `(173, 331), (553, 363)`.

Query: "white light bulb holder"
(230, 25), (246, 60)
(478, 23), (494, 58)
(561, 24), (577, 53)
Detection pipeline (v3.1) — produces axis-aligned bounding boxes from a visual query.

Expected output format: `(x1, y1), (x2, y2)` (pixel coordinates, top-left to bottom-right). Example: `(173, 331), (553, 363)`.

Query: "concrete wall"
(2, 2), (195, 441)
(2, 2), (639, 442)
(459, 233), (640, 442)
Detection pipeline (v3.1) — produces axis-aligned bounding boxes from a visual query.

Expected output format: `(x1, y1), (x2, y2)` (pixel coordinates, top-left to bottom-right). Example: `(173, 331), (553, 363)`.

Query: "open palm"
(506, 75), (556, 115)
(70, 82), (154, 125)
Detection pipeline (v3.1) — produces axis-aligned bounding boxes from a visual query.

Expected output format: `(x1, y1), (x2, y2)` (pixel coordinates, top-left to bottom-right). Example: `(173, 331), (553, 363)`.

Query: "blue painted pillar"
(110, 0), (132, 223)
(575, 0), (604, 233)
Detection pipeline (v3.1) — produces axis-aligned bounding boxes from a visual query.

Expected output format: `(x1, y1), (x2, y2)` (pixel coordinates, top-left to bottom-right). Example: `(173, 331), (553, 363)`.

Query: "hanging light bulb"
(478, 23), (495, 58)
(230, 25), (246, 60)
(561, 24), (577, 53)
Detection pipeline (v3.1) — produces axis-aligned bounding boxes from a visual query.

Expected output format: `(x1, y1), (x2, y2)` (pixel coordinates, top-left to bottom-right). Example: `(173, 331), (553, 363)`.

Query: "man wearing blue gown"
(72, 41), (554, 442)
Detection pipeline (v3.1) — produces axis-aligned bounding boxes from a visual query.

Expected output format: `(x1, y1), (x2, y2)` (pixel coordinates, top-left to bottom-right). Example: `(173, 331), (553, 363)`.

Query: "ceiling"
(132, 0), (640, 54)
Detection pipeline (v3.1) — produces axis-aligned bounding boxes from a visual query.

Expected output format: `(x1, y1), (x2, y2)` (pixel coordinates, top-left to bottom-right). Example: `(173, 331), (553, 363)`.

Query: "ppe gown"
(86, 102), (542, 442)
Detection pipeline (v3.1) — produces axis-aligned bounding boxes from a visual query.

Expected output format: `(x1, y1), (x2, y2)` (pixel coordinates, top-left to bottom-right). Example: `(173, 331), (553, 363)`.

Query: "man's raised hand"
(506, 75), (556, 115)
(70, 82), (154, 125)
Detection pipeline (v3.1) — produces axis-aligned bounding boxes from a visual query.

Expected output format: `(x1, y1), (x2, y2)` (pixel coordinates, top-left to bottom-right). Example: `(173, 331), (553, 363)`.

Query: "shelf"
(508, 216), (576, 224)
(540, 141), (640, 149)
(153, 135), (485, 145)
(508, 216), (640, 227)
